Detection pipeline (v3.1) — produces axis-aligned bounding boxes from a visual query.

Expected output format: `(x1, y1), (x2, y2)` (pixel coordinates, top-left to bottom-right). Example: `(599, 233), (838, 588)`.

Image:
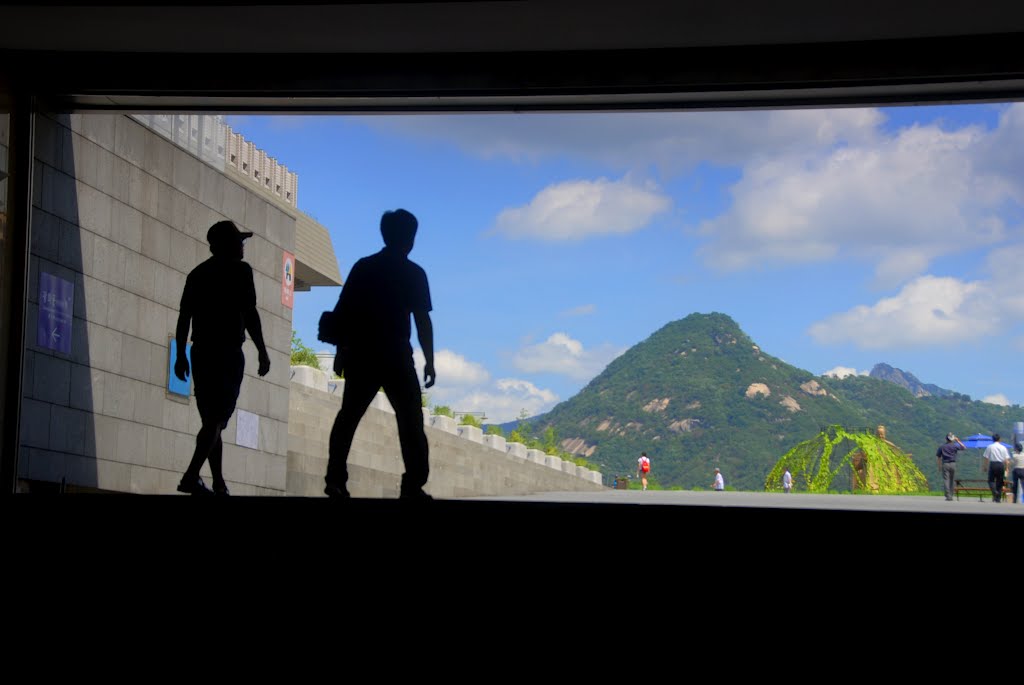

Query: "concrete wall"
(19, 113), (294, 495)
(287, 367), (606, 498)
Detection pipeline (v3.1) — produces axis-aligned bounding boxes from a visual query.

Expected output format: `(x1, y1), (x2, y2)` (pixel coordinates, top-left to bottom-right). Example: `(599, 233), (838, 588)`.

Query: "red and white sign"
(281, 250), (295, 308)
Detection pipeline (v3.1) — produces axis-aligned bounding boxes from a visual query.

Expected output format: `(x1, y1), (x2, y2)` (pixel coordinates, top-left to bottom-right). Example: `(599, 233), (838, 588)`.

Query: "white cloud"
(810, 237), (1024, 351)
(410, 347), (560, 423)
(821, 366), (869, 379)
(808, 276), (995, 348)
(697, 111), (1023, 287)
(491, 176), (670, 241)
(562, 304), (596, 317)
(359, 109), (883, 171)
(427, 378), (559, 424)
(982, 393), (1011, 406)
(512, 332), (626, 380)
(414, 348), (490, 386)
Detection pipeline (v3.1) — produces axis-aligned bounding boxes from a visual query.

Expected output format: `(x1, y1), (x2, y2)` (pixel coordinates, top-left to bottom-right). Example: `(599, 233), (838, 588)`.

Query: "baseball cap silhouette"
(207, 220), (253, 245)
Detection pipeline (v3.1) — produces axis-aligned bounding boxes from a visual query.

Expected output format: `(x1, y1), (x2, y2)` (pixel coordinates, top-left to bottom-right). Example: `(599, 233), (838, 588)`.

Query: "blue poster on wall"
(168, 339), (192, 397)
(37, 271), (74, 354)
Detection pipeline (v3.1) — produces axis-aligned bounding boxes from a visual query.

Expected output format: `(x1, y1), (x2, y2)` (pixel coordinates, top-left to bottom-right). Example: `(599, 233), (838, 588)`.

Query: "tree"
(290, 330), (321, 369)
(459, 414), (482, 428)
(508, 408), (531, 444)
(542, 425), (559, 454)
(486, 425), (504, 437)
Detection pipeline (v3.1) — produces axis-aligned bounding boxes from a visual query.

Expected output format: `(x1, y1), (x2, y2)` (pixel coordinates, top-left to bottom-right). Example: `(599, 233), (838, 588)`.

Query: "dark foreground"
(9, 493), (1016, 576)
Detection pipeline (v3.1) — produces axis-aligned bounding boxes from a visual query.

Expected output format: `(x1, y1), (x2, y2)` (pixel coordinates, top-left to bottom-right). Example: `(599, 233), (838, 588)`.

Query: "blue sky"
(228, 103), (1024, 423)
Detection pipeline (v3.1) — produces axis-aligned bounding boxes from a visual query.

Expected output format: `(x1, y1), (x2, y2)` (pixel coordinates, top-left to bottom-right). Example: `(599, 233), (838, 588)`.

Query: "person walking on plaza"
(174, 220), (271, 496)
(1012, 443), (1024, 504)
(936, 432), (965, 501)
(982, 433), (1011, 503)
(636, 451), (651, 491)
(782, 468), (793, 494)
(319, 209), (436, 500)
(712, 467), (724, 491)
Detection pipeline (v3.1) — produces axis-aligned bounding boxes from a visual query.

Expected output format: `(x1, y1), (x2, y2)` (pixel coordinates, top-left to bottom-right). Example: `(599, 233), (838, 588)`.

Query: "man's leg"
(383, 362), (429, 497)
(209, 431), (226, 494)
(209, 349), (243, 496)
(325, 367), (379, 495)
(943, 463), (955, 500)
(988, 463), (1002, 502)
(180, 420), (218, 495)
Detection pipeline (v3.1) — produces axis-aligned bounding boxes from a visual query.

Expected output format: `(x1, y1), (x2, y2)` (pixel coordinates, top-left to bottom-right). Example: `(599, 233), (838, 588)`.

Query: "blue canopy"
(960, 433), (1014, 450)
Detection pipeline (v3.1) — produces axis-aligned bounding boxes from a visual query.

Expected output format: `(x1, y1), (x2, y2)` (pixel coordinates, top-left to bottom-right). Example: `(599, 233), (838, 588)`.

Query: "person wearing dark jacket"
(936, 432), (966, 501)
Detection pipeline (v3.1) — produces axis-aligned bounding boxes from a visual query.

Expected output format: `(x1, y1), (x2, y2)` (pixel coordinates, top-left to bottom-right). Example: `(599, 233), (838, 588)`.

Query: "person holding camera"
(936, 432), (965, 501)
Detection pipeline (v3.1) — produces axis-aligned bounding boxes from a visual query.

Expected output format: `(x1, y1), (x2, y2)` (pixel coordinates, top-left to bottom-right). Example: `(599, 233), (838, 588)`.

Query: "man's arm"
(244, 307), (271, 377)
(173, 285), (192, 381)
(239, 263), (270, 377)
(413, 309), (435, 388)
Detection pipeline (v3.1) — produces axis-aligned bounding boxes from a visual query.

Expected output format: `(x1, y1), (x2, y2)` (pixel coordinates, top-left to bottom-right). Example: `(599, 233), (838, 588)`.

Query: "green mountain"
(529, 312), (1021, 491)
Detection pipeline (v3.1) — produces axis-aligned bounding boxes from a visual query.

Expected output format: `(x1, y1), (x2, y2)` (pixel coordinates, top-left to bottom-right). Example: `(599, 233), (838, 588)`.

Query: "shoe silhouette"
(324, 483), (351, 498)
(399, 489), (433, 501)
(177, 476), (214, 496)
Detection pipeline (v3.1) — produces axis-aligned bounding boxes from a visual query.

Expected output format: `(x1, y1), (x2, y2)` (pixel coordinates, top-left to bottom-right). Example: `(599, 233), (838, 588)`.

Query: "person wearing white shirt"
(982, 433), (1011, 503)
(712, 468), (724, 491)
(782, 468), (793, 494)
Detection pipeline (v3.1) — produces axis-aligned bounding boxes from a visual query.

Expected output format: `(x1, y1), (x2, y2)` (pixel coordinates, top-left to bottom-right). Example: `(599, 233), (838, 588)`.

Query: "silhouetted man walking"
(321, 209), (436, 499)
(174, 220), (271, 495)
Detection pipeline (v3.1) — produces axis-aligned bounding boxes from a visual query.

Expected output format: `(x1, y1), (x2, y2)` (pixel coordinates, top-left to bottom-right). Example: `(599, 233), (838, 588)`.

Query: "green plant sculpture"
(765, 425), (928, 494)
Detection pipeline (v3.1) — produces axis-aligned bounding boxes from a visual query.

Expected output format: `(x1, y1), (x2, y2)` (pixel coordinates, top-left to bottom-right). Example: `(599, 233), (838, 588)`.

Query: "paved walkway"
(466, 488), (1024, 515)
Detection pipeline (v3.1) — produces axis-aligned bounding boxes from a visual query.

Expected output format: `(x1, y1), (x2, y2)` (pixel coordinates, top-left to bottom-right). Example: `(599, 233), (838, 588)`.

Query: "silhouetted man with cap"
(320, 208), (436, 499)
(174, 220), (271, 495)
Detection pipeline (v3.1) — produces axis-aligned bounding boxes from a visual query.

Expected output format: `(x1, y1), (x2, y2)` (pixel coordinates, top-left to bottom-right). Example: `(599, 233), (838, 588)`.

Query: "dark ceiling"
(2, 1), (1024, 111)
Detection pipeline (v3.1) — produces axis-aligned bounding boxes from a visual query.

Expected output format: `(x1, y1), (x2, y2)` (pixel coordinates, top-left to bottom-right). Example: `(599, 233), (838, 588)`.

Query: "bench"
(954, 479), (1014, 502)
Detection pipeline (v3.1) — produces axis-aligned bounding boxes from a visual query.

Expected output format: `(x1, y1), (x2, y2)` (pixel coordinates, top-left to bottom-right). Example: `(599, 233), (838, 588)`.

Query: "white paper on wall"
(236, 409), (259, 450)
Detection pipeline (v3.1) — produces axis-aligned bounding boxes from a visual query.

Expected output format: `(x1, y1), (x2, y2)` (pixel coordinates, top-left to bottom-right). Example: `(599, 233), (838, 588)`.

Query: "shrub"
(290, 331), (321, 368)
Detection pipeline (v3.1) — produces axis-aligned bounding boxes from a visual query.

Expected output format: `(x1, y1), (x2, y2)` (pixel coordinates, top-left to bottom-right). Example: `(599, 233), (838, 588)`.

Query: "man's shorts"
(191, 345), (245, 429)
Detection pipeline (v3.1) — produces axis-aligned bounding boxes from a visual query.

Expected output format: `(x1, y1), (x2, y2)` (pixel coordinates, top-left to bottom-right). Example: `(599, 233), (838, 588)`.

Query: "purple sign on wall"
(37, 271), (74, 354)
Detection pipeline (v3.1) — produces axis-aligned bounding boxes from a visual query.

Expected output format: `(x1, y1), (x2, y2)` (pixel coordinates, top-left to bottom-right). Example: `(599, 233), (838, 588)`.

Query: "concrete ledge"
(545, 454), (564, 471)
(290, 365), (329, 392)
(457, 424), (483, 443)
(506, 442), (527, 459)
(430, 415), (457, 434)
(526, 449), (546, 465)
(483, 434), (506, 452)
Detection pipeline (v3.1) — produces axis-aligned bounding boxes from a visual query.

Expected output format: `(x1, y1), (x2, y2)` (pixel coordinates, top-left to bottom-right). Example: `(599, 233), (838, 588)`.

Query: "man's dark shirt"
(179, 256), (258, 350)
(333, 247), (431, 359)
(937, 442), (964, 463)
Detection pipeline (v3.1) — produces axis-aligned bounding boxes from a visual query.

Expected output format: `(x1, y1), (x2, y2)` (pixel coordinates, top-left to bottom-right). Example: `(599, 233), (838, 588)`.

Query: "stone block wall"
(287, 368), (605, 498)
(19, 113), (294, 495)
